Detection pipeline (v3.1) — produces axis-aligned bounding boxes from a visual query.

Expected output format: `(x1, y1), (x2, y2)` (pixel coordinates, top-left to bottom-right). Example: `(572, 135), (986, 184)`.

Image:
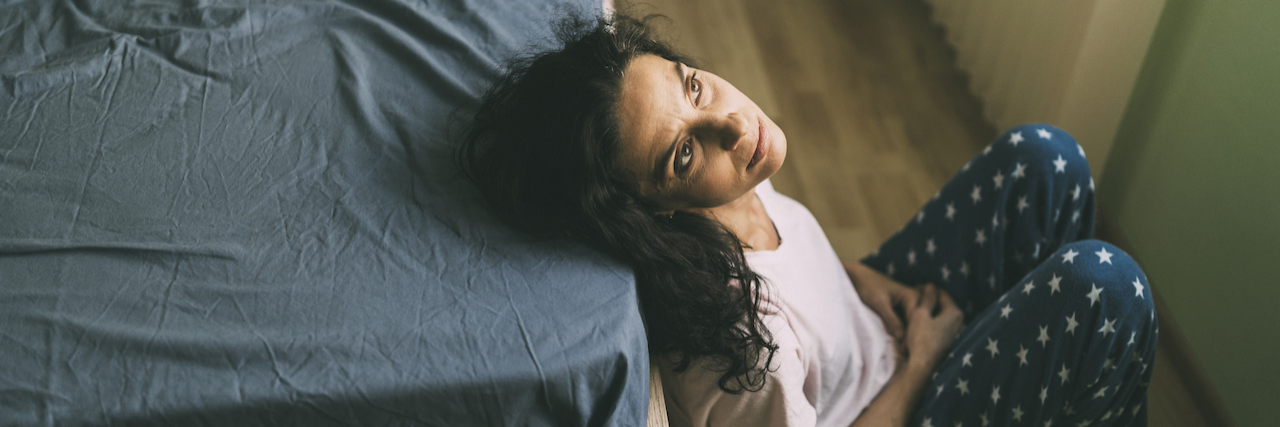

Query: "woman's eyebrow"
(650, 62), (689, 185)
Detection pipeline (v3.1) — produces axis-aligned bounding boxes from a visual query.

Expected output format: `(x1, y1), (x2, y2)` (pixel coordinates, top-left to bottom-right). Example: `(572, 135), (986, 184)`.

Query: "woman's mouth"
(748, 118), (769, 168)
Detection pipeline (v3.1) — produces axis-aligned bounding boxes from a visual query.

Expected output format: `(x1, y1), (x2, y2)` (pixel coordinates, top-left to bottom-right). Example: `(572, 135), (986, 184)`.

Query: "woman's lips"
(749, 118), (769, 168)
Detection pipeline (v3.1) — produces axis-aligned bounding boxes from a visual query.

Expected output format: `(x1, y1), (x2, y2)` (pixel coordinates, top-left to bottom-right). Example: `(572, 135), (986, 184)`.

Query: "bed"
(0, 0), (655, 425)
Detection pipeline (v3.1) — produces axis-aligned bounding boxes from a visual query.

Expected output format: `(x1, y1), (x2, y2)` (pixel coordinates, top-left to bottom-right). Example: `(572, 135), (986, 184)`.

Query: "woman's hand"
(842, 260), (920, 341)
(903, 284), (964, 370)
(848, 284), (963, 427)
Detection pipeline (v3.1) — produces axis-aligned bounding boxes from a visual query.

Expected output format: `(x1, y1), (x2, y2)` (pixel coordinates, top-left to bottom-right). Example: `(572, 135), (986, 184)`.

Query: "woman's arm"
(851, 285), (964, 427)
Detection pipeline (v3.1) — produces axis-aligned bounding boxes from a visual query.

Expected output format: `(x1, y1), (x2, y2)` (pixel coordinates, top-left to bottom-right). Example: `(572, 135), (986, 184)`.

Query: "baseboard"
(1094, 210), (1236, 427)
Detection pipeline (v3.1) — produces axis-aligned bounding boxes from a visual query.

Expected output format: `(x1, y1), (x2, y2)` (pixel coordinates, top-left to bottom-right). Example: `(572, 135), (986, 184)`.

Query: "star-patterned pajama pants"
(860, 124), (1158, 427)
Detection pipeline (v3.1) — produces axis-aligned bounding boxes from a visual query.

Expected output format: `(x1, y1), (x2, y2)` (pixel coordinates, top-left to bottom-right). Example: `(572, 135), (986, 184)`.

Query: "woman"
(459, 10), (1156, 427)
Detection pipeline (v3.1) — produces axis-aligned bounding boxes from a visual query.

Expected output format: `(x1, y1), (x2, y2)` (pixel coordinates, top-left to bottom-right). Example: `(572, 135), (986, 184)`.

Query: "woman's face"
(615, 54), (787, 212)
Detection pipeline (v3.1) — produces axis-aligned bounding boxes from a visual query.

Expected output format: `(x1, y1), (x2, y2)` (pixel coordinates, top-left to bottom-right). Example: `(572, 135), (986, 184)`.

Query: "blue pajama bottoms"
(860, 124), (1158, 427)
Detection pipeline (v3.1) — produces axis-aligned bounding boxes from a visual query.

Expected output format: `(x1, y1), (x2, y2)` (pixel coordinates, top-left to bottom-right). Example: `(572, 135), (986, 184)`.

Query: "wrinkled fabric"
(0, 0), (648, 426)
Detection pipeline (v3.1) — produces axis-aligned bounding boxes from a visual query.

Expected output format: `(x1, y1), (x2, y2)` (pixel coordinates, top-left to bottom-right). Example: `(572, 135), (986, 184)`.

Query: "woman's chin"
(762, 139), (787, 178)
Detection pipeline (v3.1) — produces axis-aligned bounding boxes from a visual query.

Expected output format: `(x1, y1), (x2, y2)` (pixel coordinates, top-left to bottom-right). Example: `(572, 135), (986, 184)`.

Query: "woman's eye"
(676, 141), (694, 172)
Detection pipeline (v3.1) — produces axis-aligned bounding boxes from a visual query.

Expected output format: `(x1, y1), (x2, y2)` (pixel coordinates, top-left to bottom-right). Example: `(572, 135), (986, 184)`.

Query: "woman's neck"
(691, 189), (779, 252)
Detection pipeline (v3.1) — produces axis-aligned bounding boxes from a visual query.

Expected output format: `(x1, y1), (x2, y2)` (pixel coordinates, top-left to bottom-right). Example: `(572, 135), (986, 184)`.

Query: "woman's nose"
(704, 113), (750, 151)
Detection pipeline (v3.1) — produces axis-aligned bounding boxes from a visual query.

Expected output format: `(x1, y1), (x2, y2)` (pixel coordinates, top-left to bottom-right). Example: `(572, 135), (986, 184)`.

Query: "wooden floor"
(635, 0), (1206, 425)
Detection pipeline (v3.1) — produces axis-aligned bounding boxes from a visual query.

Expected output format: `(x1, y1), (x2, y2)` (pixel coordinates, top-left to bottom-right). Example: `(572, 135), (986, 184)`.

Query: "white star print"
(1071, 184), (1081, 201)
(942, 265), (951, 281)
(961, 261), (970, 278)
(962, 161), (971, 172)
(1129, 332), (1137, 346)
(1012, 162), (1027, 180)
(1000, 304), (1012, 319)
(1044, 421), (1053, 427)
(1071, 209), (1081, 223)
(1037, 128), (1053, 139)
(887, 263), (896, 276)
(1090, 177), (1095, 191)
(1096, 247), (1114, 264)
(1048, 274), (1062, 294)
(1103, 358), (1116, 371)
(1040, 386), (1048, 404)
(1078, 143), (1087, 158)
(1075, 421), (1091, 427)
(991, 386), (1001, 404)
(937, 385), (944, 397)
(1086, 284), (1102, 307)
(1037, 325), (1050, 348)
(980, 413), (989, 427)
(1094, 386), (1109, 399)
(1132, 403), (1143, 416)
(992, 213), (999, 228)
(957, 378), (970, 395)
(1013, 406), (1025, 422)
(1066, 313), (1079, 335)
(1058, 364), (1071, 384)
(1062, 249), (1079, 263)
(1133, 277), (1145, 297)
(908, 249), (917, 266)
(984, 144), (993, 155)
(962, 352), (973, 367)
(986, 337), (1000, 357)
(924, 417), (934, 427)
(993, 170), (1005, 189)
(1053, 154), (1067, 173)
(975, 229), (987, 246)
(1017, 195), (1029, 213)
(1010, 131), (1025, 146)
(946, 202), (956, 221)
(971, 185), (982, 204)
(917, 210), (925, 223)
(1017, 345), (1029, 366)
(988, 274), (996, 289)
(926, 238), (937, 256)
(1098, 318), (1117, 336)
(1022, 281), (1036, 295)
(955, 422), (963, 427)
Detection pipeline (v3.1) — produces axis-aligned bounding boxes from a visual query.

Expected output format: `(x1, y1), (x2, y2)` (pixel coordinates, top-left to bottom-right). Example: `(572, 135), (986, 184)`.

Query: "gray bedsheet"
(0, 0), (648, 425)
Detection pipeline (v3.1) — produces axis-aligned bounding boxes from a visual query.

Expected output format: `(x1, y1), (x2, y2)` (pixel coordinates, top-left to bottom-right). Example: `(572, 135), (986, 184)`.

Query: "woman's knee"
(991, 123), (1093, 186)
(1047, 240), (1154, 319)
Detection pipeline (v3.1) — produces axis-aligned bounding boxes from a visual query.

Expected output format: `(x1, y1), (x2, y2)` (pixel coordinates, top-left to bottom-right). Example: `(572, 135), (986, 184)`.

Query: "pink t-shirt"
(659, 180), (897, 427)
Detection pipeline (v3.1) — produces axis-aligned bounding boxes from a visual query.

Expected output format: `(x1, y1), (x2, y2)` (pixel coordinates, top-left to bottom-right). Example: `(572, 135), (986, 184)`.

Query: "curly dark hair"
(456, 7), (777, 393)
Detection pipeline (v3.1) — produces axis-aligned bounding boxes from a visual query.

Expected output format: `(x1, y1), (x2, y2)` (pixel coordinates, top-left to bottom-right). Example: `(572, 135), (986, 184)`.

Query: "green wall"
(1099, 0), (1280, 425)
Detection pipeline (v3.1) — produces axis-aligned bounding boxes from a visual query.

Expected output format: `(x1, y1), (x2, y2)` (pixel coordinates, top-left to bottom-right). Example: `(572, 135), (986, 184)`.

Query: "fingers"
(895, 285), (921, 310)
(936, 287), (956, 310)
(917, 284), (938, 312)
(873, 301), (905, 340)
(939, 289), (964, 319)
